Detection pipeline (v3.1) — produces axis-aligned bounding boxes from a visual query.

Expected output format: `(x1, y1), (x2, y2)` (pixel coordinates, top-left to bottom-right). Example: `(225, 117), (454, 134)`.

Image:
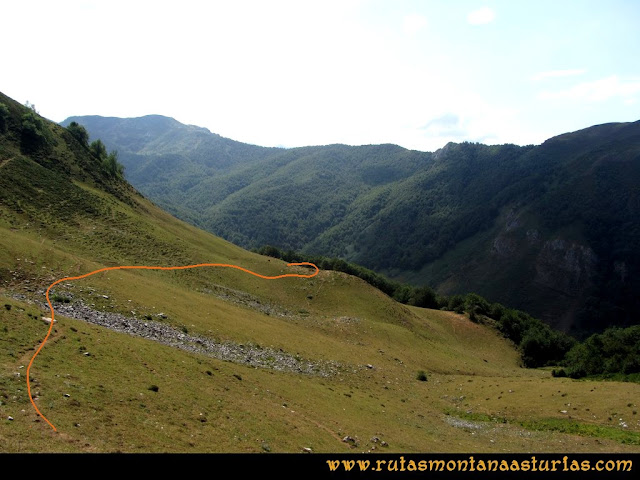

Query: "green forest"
(255, 244), (639, 381)
(65, 115), (640, 339)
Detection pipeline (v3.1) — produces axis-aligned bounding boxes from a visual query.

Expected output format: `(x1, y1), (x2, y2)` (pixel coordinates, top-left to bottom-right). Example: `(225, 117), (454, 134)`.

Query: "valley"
(1, 91), (638, 453)
(63, 115), (640, 336)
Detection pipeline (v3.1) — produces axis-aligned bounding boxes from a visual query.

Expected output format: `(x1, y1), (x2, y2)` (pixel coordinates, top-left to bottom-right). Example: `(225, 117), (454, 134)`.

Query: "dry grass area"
(0, 178), (638, 453)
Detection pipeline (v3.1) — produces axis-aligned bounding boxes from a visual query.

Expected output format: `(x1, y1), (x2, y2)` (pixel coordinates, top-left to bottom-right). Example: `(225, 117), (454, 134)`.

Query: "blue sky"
(2, 0), (639, 151)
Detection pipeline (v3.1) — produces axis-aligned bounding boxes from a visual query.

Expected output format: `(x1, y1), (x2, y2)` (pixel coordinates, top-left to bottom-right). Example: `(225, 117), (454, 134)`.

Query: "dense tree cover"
(554, 326), (640, 380)
(255, 245), (578, 368)
(66, 115), (640, 337)
(490, 307), (576, 367)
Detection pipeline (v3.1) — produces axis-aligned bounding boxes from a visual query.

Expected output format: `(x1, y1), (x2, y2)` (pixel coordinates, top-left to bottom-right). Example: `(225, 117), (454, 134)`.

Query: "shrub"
(416, 370), (428, 382)
(148, 385), (159, 392)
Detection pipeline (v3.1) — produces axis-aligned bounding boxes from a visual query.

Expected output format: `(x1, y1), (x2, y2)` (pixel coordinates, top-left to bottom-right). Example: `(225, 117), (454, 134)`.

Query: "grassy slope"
(65, 114), (640, 335)
(1, 97), (639, 452)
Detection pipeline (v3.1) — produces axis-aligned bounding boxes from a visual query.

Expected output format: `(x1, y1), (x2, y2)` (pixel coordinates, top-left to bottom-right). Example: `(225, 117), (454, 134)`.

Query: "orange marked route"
(27, 261), (319, 432)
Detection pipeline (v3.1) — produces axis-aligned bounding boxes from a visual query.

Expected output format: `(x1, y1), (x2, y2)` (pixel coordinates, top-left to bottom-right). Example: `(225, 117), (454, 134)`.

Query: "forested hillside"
(2, 90), (639, 453)
(62, 115), (640, 337)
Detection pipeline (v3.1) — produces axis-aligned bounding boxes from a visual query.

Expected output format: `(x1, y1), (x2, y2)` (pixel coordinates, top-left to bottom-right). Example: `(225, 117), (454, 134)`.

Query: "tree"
(393, 285), (413, 304)
(104, 149), (124, 178)
(90, 139), (107, 160)
(67, 121), (89, 146)
(410, 286), (438, 309)
(24, 100), (37, 112)
(465, 293), (490, 316)
(90, 139), (124, 178)
(21, 110), (48, 151)
(447, 294), (465, 313)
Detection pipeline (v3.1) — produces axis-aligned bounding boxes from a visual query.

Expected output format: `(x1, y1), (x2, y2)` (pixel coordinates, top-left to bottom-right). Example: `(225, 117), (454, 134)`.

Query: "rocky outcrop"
(491, 236), (517, 257)
(534, 239), (597, 296)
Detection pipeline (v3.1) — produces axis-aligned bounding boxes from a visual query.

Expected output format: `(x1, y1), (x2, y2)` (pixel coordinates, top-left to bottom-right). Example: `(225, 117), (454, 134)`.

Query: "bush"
(148, 385), (159, 392)
(52, 294), (71, 303)
(416, 370), (428, 382)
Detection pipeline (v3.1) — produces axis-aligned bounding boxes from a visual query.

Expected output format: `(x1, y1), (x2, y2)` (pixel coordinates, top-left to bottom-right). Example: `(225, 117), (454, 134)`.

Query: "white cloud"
(402, 13), (427, 35)
(532, 69), (587, 81)
(538, 75), (640, 102)
(467, 6), (495, 25)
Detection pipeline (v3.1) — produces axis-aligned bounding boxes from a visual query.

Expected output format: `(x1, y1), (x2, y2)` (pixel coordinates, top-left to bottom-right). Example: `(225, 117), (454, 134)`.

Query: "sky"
(2, 0), (639, 151)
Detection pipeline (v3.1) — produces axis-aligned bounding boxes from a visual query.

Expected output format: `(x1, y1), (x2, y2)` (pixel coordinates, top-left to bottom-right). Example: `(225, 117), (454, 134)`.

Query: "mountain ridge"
(60, 114), (640, 336)
(2, 90), (639, 452)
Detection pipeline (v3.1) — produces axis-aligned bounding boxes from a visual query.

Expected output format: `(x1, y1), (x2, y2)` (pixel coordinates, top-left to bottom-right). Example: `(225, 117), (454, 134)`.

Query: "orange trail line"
(27, 261), (319, 432)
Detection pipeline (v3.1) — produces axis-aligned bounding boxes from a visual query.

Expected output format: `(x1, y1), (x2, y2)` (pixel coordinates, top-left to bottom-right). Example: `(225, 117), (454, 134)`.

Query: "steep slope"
(3, 92), (640, 453)
(65, 115), (640, 336)
(403, 123), (640, 334)
(61, 114), (279, 225)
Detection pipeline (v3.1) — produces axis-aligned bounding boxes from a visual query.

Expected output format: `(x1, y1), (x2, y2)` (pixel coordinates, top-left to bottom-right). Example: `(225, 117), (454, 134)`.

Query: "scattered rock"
(7, 416), (14, 421)
(342, 435), (358, 446)
(83, 352), (91, 356)
(24, 294), (341, 376)
(302, 447), (313, 453)
(41, 317), (56, 324)
(370, 436), (380, 443)
(366, 364), (374, 369)
(63, 393), (70, 397)
(380, 441), (389, 447)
